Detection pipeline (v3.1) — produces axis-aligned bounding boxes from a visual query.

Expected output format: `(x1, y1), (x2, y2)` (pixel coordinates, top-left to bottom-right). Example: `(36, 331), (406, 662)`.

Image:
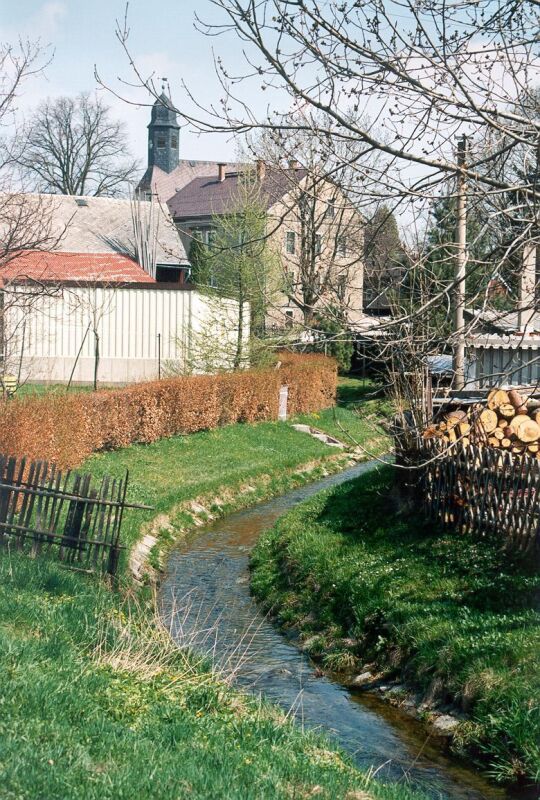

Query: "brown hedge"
(0, 354), (337, 468)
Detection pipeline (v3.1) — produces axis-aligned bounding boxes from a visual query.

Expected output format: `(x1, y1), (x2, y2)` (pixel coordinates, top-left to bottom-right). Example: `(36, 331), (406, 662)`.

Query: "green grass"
(84, 421), (346, 562)
(0, 552), (429, 800)
(251, 466), (540, 787)
(0, 418), (427, 799)
(292, 377), (392, 454)
(10, 383), (111, 397)
(336, 376), (385, 406)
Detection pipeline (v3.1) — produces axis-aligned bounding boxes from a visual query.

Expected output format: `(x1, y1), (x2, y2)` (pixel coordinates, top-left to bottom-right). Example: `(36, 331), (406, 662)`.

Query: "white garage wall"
(4, 286), (247, 384)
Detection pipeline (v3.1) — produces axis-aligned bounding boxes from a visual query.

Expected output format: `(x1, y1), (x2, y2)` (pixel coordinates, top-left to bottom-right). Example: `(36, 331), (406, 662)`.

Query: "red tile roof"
(0, 251), (156, 286)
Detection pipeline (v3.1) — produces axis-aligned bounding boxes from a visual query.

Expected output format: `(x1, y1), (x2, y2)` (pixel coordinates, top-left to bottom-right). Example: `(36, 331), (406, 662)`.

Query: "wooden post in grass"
(278, 385), (289, 421)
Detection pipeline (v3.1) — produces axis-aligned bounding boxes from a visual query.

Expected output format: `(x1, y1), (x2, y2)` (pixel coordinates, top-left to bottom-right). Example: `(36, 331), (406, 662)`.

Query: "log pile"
(424, 389), (540, 457)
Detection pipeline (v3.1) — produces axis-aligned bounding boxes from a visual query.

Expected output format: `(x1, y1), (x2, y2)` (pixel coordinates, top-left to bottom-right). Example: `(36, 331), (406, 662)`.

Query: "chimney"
(256, 159), (266, 181)
(288, 159), (300, 170)
(217, 163), (226, 182)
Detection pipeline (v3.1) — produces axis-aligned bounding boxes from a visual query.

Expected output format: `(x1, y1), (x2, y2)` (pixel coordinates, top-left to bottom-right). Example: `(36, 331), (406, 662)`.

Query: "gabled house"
(0, 194), (246, 385)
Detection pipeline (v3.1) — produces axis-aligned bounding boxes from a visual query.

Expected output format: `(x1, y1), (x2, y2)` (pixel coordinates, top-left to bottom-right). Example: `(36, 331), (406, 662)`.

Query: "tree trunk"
(234, 297), (244, 369)
(93, 330), (100, 391)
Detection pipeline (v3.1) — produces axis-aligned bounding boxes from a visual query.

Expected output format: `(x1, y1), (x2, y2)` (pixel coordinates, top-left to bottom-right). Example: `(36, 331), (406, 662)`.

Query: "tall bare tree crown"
(14, 93), (140, 197)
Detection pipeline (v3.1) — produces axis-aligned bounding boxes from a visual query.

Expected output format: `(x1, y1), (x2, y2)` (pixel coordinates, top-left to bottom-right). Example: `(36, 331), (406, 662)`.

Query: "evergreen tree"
(188, 235), (208, 285)
(363, 205), (405, 311)
(313, 311), (354, 373)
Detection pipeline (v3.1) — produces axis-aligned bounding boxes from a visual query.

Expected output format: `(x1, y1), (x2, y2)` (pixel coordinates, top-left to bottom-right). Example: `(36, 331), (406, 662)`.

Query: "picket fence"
(0, 454), (151, 576)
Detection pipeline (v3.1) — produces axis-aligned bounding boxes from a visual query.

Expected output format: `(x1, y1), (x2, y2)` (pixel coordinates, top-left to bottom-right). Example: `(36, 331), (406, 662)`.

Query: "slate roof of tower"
(168, 166), (308, 219)
(149, 92), (180, 128)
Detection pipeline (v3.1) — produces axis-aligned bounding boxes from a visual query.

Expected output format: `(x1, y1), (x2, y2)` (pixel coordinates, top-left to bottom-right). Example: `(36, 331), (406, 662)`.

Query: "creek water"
(160, 461), (526, 800)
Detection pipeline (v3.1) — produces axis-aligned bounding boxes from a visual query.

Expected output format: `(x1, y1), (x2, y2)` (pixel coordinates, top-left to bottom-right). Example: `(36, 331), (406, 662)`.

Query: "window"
(337, 236), (347, 257)
(157, 135), (166, 148)
(284, 269), (295, 292)
(315, 234), (322, 256)
(193, 228), (214, 248)
(171, 135), (178, 149)
(285, 310), (294, 328)
(285, 231), (296, 254)
(325, 202), (335, 220)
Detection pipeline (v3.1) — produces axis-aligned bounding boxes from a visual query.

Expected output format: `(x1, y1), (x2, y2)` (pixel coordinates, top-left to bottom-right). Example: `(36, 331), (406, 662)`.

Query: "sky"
(0, 0), (268, 169)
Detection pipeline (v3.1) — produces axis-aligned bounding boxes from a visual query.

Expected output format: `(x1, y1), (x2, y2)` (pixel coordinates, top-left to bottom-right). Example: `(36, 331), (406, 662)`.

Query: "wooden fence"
(0, 454), (150, 576)
(420, 439), (540, 559)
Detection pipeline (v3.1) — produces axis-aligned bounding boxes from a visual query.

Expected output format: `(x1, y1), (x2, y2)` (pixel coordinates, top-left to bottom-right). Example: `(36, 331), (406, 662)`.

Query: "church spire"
(147, 81), (180, 174)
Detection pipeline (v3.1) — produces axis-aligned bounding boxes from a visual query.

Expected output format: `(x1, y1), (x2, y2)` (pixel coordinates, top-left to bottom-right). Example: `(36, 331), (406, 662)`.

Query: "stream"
(160, 461), (529, 800)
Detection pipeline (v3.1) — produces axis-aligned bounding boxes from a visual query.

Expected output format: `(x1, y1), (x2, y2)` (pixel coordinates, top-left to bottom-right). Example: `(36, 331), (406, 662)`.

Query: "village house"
(138, 92), (366, 331)
(0, 194), (246, 385)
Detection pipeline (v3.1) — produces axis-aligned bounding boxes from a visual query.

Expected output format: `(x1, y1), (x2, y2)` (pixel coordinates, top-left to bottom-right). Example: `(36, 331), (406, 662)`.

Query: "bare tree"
(242, 113), (368, 330)
(14, 93), (140, 197)
(108, 2), (540, 436)
(363, 205), (406, 314)
(0, 40), (66, 393)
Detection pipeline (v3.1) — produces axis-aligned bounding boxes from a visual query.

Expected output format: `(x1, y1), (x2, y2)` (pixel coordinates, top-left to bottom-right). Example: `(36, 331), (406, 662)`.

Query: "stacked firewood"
(424, 389), (540, 456)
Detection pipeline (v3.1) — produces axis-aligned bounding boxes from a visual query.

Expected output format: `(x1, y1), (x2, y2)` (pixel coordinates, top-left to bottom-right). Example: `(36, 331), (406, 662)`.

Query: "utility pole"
(517, 137), (540, 332)
(453, 134), (468, 390)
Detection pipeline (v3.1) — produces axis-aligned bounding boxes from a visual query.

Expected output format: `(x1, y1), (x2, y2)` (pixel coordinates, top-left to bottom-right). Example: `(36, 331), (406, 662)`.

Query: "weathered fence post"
(0, 454), (152, 577)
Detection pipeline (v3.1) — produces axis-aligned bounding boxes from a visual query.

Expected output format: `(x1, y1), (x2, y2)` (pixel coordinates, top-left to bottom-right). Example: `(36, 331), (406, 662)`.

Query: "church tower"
(147, 82), (180, 173)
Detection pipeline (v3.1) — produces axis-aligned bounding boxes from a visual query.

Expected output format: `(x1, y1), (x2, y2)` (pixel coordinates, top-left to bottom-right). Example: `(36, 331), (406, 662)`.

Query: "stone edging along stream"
(128, 445), (468, 772)
(129, 451), (356, 585)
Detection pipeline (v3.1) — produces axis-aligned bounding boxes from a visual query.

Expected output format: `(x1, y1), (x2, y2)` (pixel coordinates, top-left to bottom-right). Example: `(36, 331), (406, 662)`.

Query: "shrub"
(0, 354), (337, 468)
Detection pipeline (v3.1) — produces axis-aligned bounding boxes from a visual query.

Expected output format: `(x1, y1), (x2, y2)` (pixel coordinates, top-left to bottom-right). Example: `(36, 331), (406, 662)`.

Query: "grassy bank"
(84, 421), (351, 574)
(291, 377), (392, 453)
(251, 466), (540, 787)
(0, 417), (426, 799)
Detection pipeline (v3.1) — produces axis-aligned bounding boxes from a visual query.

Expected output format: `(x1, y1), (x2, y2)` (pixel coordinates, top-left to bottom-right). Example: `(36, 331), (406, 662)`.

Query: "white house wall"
(5, 286), (246, 384)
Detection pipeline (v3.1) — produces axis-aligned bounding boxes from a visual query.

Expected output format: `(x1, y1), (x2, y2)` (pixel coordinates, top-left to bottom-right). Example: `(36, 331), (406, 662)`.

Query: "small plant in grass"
(323, 650), (359, 672)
